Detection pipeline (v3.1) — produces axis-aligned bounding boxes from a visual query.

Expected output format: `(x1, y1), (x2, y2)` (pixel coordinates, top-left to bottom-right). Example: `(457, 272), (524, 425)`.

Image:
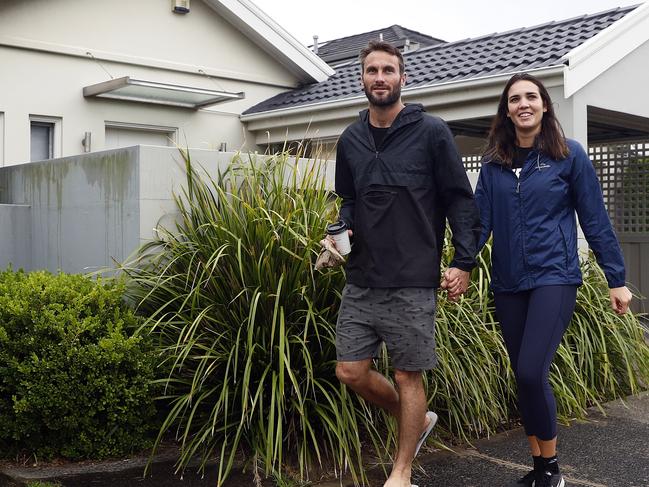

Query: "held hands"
(609, 286), (632, 315)
(440, 267), (470, 302)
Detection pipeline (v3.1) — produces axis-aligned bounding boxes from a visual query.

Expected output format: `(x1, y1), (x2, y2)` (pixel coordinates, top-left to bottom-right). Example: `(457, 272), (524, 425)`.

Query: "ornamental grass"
(121, 148), (649, 486)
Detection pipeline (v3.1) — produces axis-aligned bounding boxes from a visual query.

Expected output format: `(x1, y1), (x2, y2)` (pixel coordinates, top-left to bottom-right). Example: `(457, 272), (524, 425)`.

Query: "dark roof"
(244, 6), (636, 116)
(313, 25), (445, 65)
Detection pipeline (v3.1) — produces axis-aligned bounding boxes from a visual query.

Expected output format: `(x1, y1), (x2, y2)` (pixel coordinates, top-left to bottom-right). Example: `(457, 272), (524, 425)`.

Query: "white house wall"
(0, 0), (304, 165)
(0, 0), (296, 86)
(568, 39), (649, 145)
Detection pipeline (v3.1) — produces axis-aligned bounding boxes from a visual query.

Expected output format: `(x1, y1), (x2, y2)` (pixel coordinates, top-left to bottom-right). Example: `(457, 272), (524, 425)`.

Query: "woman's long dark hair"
(484, 73), (569, 165)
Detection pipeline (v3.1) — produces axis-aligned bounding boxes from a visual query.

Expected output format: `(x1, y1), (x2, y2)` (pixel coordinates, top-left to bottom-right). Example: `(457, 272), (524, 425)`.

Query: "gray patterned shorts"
(336, 284), (437, 371)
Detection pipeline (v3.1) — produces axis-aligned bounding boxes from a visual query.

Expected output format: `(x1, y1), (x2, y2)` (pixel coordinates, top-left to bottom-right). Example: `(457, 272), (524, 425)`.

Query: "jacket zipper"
(511, 168), (529, 284)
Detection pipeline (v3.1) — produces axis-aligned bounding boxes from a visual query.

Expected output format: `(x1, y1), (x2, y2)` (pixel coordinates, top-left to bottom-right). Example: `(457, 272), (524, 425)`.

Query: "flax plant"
(435, 238), (649, 436)
(121, 147), (649, 486)
(552, 256), (649, 420)
(122, 148), (381, 485)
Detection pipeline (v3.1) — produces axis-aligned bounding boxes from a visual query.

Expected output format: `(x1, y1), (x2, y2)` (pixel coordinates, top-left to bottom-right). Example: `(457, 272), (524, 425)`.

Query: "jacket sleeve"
(569, 142), (626, 288)
(334, 138), (356, 230)
(474, 165), (492, 252)
(432, 121), (481, 271)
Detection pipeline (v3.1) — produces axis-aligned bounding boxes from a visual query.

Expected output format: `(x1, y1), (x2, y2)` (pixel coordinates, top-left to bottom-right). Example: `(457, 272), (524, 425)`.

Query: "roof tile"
(244, 6), (635, 115)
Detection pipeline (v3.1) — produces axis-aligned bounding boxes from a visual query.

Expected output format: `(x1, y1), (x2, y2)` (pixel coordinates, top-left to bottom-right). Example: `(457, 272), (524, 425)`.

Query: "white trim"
(563, 3), (649, 97)
(241, 65), (565, 123)
(202, 0), (334, 83)
(29, 114), (62, 161)
(0, 35), (296, 89)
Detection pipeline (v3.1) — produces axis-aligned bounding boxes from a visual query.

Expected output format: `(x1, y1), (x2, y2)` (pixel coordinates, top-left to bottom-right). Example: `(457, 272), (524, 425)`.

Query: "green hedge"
(0, 270), (157, 460)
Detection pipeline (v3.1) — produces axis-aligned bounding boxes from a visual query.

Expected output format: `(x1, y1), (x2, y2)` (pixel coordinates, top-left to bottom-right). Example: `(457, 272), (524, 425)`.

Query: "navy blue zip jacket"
(335, 104), (480, 288)
(474, 138), (626, 293)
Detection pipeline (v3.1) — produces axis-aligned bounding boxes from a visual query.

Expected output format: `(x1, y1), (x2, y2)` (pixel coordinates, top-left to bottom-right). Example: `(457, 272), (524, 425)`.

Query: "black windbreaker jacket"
(335, 104), (480, 288)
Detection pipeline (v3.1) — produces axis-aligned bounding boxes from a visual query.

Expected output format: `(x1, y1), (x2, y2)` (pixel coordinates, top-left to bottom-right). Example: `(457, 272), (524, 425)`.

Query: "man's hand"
(610, 286), (632, 315)
(441, 267), (470, 302)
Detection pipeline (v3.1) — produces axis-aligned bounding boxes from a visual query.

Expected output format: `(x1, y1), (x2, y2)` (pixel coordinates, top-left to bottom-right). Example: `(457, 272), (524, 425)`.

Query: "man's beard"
(364, 82), (402, 107)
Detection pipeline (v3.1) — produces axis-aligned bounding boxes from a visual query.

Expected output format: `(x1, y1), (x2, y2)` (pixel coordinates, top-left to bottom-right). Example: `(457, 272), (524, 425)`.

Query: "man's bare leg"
(336, 362), (431, 487)
(384, 369), (427, 487)
(336, 360), (400, 415)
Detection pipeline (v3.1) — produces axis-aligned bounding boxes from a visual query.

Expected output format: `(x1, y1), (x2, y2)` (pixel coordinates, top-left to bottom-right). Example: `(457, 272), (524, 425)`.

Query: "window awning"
(83, 76), (244, 109)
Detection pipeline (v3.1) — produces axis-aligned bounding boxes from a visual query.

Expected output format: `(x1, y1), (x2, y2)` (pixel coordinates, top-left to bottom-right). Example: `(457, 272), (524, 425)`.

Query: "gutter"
(240, 65), (566, 122)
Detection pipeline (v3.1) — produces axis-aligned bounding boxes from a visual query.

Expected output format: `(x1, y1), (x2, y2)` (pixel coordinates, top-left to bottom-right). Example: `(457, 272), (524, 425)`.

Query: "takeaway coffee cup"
(326, 221), (351, 256)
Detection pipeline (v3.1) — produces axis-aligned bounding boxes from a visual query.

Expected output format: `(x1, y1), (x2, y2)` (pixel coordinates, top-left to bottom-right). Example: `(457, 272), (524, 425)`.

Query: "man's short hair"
(359, 40), (405, 74)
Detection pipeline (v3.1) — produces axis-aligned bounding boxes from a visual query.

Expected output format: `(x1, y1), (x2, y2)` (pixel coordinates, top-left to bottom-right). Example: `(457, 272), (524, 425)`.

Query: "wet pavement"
(2, 392), (647, 487)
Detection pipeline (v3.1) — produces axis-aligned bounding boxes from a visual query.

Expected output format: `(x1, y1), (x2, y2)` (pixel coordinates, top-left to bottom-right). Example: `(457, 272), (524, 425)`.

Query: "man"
(330, 40), (480, 487)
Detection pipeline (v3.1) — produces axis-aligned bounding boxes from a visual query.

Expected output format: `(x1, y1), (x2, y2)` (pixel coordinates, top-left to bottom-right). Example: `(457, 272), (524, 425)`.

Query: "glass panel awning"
(83, 76), (244, 109)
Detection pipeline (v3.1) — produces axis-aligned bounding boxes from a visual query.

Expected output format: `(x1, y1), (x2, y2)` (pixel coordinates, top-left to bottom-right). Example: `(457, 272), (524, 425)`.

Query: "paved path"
(318, 391), (649, 487)
(2, 393), (647, 486)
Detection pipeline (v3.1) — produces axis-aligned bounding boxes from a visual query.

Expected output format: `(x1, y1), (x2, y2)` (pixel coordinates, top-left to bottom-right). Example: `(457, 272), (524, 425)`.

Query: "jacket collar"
(358, 103), (424, 132)
(357, 104), (424, 151)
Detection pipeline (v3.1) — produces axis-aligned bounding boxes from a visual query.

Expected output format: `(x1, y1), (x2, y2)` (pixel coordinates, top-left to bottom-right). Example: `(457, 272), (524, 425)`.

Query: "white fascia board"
(203, 0), (334, 83)
(563, 2), (649, 98)
(241, 65), (564, 129)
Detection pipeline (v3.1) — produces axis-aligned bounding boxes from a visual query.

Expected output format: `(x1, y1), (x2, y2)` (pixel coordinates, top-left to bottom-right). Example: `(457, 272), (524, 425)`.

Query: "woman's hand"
(609, 286), (632, 315)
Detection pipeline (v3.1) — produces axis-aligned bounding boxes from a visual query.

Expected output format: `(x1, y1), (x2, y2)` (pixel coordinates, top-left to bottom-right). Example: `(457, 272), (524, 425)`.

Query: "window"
(31, 122), (53, 161)
(30, 115), (61, 162)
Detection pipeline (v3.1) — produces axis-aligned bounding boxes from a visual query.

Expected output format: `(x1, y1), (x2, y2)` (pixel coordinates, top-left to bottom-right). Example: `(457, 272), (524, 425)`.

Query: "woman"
(450, 73), (632, 487)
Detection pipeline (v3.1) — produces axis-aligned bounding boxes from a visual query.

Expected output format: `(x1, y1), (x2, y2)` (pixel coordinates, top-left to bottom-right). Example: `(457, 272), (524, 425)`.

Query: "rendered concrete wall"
(0, 204), (31, 270)
(0, 146), (334, 274)
(137, 146), (336, 246)
(137, 146), (234, 247)
(0, 148), (140, 273)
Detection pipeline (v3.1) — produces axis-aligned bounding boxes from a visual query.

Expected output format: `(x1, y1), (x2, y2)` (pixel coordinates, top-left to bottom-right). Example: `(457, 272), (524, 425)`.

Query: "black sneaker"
(512, 469), (539, 486)
(535, 470), (565, 487)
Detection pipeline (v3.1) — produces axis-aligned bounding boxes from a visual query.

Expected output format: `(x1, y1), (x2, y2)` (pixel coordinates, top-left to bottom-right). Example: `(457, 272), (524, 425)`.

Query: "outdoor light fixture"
(172, 0), (190, 14)
(82, 131), (92, 152)
(83, 77), (244, 109)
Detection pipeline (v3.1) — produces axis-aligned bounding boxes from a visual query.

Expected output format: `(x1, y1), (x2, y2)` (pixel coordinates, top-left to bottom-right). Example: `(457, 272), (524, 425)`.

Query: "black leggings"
(494, 285), (577, 440)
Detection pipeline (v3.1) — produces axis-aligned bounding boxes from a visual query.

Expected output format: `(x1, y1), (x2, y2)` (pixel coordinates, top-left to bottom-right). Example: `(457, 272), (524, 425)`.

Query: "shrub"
(123, 149), (649, 486)
(0, 270), (156, 460)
